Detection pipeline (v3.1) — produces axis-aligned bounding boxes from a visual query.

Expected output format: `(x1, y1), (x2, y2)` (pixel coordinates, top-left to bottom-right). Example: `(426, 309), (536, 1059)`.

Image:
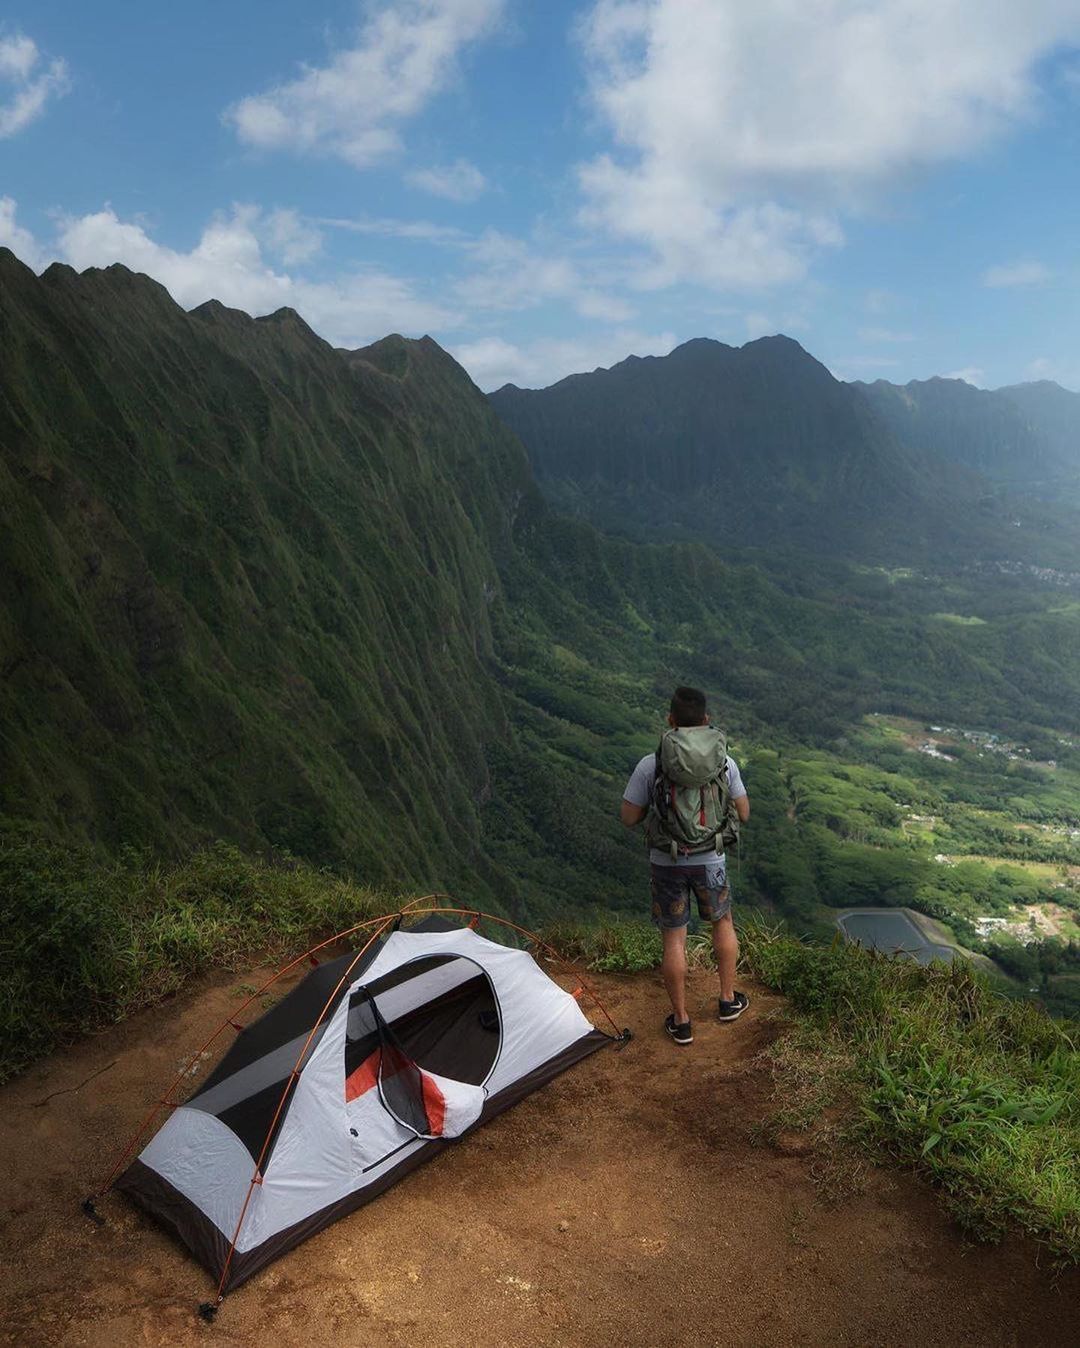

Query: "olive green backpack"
(644, 725), (738, 860)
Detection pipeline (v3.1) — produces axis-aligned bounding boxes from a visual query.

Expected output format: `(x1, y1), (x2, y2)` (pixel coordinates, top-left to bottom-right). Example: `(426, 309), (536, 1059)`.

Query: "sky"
(2, 0), (1079, 391)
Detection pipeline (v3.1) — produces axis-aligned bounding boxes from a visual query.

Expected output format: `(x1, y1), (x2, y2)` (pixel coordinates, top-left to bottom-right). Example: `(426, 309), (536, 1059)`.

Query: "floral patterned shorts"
(650, 862), (732, 929)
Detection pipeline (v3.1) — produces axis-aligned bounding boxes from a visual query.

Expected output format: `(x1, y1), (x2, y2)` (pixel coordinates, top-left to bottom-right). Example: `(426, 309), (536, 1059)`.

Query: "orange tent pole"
(89, 895), (624, 1312)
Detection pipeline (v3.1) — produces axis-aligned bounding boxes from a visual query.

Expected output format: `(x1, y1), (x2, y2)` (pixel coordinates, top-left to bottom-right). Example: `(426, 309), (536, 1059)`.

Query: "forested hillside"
(0, 249), (538, 900)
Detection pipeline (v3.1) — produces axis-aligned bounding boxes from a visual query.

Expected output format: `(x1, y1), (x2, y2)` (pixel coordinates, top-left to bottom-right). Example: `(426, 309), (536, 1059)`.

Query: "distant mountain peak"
(189, 298), (254, 328)
(250, 306), (330, 353)
(39, 261), (79, 285)
(0, 247), (38, 280)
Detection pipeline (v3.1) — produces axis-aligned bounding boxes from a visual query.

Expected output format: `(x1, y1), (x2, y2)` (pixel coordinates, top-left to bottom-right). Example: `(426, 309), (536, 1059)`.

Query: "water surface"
(836, 909), (956, 965)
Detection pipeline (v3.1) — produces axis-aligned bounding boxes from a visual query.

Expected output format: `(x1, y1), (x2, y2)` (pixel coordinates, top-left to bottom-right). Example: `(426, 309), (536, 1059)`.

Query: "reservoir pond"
(836, 908), (957, 965)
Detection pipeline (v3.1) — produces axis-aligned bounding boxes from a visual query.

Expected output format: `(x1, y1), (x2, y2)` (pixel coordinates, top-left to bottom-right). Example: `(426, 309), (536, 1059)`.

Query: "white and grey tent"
(98, 911), (621, 1310)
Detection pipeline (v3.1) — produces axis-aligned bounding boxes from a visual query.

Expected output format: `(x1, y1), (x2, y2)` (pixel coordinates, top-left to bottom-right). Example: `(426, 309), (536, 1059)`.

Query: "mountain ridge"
(6, 253), (1080, 933)
(855, 371), (1080, 494)
(489, 332), (1064, 564)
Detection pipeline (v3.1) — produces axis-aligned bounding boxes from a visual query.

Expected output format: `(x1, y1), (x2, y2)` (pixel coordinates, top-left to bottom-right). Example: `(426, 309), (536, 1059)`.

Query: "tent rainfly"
(93, 911), (622, 1315)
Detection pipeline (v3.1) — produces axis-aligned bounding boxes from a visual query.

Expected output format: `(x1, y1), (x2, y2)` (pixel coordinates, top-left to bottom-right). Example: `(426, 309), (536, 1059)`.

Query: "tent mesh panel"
(186, 948), (500, 1165)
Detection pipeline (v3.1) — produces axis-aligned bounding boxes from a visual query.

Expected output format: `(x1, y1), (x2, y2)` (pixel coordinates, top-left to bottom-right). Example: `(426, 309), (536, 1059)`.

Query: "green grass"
(0, 824), (396, 1080)
(541, 918), (663, 972)
(545, 916), (1080, 1261)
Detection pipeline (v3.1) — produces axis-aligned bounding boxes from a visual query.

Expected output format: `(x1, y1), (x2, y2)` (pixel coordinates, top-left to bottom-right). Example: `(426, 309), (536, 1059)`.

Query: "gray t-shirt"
(623, 751), (747, 868)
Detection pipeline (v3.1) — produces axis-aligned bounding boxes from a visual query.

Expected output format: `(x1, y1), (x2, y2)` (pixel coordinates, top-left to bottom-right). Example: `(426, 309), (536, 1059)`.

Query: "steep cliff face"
(996, 380), (1080, 480)
(0, 250), (538, 889)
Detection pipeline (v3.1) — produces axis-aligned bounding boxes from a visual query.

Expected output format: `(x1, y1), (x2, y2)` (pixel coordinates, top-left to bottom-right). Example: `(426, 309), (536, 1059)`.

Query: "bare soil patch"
(1, 961), (1077, 1347)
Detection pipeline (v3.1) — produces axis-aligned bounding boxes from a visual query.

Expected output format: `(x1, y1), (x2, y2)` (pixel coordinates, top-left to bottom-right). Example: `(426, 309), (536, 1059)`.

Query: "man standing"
(621, 686), (751, 1044)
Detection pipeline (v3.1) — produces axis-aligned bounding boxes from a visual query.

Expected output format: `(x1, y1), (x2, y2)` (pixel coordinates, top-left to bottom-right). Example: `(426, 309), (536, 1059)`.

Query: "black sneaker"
(717, 991), (750, 1022)
(664, 1014), (693, 1045)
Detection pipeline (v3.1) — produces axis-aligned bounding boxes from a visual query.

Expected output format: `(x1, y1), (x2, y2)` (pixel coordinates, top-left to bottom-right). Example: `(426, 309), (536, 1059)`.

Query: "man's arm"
(726, 755), (750, 823)
(621, 799), (647, 828)
(621, 755), (653, 827)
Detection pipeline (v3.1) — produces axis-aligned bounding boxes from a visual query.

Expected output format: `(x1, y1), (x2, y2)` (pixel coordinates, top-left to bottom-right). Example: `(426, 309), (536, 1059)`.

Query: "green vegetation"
(749, 925), (1080, 1261)
(491, 334), (1080, 566)
(0, 824), (392, 1080)
(6, 253), (1080, 957)
(550, 917), (1080, 1260)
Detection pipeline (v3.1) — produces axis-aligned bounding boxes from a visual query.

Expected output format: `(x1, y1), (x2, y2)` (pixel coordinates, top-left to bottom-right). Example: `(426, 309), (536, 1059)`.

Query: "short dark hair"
(670, 685), (708, 727)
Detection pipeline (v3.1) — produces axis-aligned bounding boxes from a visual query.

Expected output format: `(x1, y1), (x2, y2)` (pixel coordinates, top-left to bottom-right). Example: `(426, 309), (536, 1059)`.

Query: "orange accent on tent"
(344, 1049), (380, 1103)
(211, 905), (623, 1303)
(420, 1071), (446, 1136)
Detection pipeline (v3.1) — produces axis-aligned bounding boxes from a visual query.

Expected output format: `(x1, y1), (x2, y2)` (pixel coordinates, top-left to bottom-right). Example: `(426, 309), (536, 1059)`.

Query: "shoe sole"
(717, 999), (749, 1023)
(666, 1027), (694, 1044)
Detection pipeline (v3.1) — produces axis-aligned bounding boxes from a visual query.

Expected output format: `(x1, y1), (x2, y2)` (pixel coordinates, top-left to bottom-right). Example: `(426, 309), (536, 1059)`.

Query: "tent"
(92, 910), (622, 1314)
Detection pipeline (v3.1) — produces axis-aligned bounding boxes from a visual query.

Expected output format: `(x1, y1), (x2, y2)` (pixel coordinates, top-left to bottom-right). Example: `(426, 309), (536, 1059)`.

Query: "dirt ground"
(1, 959), (1077, 1348)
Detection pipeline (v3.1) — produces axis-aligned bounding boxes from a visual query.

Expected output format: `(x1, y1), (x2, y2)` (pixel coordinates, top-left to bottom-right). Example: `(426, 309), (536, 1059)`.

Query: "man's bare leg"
(661, 925), (689, 1023)
(712, 909), (738, 1004)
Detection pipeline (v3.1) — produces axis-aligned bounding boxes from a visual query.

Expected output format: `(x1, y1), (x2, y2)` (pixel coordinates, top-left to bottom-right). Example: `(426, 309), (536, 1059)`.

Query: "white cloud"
(982, 259), (1052, 287)
(943, 366), (986, 385)
(225, 0), (504, 167)
(744, 309), (809, 339)
(577, 0), (1080, 289)
(858, 326), (915, 342)
(0, 32), (68, 138)
(406, 157), (487, 201)
(452, 327), (678, 391)
(743, 313), (775, 340)
(263, 208), (323, 265)
(320, 214), (469, 243)
(579, 162), (842, 289)
(0, 34), (37, 80)
(0, 196), (47, 268)
(455, 229), (637, 321)
(49, 204), (454, 347)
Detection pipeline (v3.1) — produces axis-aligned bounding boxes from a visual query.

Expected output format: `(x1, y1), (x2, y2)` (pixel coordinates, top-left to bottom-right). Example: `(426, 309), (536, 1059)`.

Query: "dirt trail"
(1, 961), (1077, 1347)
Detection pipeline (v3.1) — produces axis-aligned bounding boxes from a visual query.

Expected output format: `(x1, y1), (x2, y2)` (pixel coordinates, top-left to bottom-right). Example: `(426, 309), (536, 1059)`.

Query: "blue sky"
(2, 1), (1078, 390)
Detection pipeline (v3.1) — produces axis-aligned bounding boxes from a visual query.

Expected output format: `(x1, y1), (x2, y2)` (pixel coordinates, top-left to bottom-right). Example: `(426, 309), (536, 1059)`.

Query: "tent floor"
(2, 961), (1077, 1347)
